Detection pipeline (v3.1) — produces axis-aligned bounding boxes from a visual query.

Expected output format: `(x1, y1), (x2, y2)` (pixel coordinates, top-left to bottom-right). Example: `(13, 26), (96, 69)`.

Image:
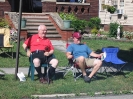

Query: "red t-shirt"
(24, 34), (54, 52)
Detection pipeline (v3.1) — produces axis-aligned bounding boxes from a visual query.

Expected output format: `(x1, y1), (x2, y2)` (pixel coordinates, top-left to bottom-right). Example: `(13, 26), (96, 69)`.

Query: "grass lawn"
(0, 39), (133, 99)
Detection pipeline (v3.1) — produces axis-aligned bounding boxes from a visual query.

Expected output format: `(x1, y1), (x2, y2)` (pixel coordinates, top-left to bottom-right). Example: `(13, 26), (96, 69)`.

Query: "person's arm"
(44, 40), (54, 56)
(44, 49), (54, 56)
(22, 43), (31, 57)
(90, 51), (103, 58)
(66, 52), (73, 59)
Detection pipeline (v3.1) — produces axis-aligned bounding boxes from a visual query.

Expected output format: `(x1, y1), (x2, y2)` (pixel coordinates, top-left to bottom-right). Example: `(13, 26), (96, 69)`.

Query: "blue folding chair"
(28, 54), (55, 84)
(102, 47), (127, 76)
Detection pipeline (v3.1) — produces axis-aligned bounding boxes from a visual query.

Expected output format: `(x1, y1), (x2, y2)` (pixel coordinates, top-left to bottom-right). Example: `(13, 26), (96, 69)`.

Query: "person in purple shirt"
(66, 32), (103, 83)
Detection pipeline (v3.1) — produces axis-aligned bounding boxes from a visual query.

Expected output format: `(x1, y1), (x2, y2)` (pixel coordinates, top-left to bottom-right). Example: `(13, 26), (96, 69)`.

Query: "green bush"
(0, 18), (9, 28)
(109, 22), (118, 37)
(88, 17), (101, 30)
(59, 12), (77, 20)
(109, 22), (120, 37)
(91, 28), (98, 34)
(71, 19), (88, 32)
(59, 12), (88, 32)
(107, 6), (116, 14)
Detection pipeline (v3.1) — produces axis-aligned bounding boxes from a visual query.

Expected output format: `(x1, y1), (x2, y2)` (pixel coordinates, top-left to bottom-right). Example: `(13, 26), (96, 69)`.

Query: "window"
(120, 0), (124, 7)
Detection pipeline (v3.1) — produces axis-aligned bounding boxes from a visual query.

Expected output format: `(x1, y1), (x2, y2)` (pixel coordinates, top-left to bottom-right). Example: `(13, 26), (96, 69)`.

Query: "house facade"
(0, 0), (98, 20)
(0, 0), (133, 32)
(99, 0), (133, 31)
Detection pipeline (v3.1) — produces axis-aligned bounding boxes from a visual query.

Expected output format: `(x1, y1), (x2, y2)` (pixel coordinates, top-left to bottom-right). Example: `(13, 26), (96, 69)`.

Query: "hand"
(27, 50), (31, 57)
(44, 52), (50, 56)
(68, 54), (73, 59)
(98, 53), (104, 58)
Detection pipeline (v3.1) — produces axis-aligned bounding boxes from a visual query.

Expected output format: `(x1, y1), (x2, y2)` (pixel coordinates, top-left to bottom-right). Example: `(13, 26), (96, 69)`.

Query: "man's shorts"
(32, 51), (54, 64)
(75, 57), (96, 67)
(85, 58), (96, 67)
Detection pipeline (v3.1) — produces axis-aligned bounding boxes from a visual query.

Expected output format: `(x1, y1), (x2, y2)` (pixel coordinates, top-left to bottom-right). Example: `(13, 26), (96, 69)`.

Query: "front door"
(12, 0), (42, 13)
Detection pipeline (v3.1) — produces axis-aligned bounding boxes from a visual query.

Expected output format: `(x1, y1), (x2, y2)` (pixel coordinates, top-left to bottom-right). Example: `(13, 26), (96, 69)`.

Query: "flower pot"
(21, 19), (26, 28)
(63, 20), (71, 29)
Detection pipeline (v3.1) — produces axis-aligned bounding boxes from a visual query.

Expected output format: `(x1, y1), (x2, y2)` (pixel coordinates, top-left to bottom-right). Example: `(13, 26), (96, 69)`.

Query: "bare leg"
(88, 59), (102, 78)
(76, 56), (86, 76)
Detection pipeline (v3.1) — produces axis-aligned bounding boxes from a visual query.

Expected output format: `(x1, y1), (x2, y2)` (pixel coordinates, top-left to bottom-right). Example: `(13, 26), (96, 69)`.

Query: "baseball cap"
(72, 32), (81, 39)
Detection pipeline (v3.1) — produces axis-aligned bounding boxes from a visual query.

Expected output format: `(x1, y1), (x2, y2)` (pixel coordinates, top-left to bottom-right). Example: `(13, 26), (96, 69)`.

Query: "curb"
(31, 90), (133, 98)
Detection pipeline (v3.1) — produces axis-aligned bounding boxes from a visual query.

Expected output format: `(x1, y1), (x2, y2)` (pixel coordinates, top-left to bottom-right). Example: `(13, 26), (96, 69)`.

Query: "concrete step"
(27, 34), (61, 38)
(26, 23), (54, 26)
(21, 12), (50, 16)
(23, 16), (49, 19)
(27, 30), (58, 34)
(27, 20), (51, 23)
(26, 26), (56, 30)
(22, 13), (62, 40)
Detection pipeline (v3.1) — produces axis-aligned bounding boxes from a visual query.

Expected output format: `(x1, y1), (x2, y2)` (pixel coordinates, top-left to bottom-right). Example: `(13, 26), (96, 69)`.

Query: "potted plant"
(21, 18), (27, 28)
(123, 14), (128, 19)
(59, 12), (77, 28)
(107, 6), (116, 14)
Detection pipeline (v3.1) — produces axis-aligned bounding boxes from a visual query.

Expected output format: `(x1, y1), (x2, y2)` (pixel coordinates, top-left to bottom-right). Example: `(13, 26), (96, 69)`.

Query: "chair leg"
(113, 64), (126, 77)
(31, 65), (35, 81)
(46, 67), (50, 84)
(63, 66), (74, 77)
(44, 67), (47, 77)
(28, 66), (31, 77)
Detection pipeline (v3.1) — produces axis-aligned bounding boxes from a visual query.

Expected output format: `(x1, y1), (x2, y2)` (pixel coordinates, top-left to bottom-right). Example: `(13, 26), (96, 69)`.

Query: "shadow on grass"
(0, 52), (27, 58)
(95, 46), (133, 72)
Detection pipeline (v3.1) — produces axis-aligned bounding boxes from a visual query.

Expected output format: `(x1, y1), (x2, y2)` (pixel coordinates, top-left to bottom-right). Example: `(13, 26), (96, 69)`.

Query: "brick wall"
(42, 0), (99, 21)
(86, 0), (99, 19)
(42, 2), (56, 12)
(104, 24), (133, 32)
(0, 0), (11, 12)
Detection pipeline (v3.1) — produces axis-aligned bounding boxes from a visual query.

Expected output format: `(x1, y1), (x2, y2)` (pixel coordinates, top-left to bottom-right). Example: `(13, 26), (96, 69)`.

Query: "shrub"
(59, 12), (77, 20)
(91, 28), (98, 34)
(107, 6), (116, 13)
(71, 19), (88, 32)
(88, 17), (101, 30)
(123, 31), (133, 40)
(109, 22), (119, 37)
(0, 18), (10, 28)
(59, 12), (88, 32)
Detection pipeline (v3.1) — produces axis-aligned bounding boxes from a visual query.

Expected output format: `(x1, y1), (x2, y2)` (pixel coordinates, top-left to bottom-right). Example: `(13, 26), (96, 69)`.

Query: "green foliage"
(59, 12), (88, 32)
(71, 19), (88, 32)
(102, 4), (110, 10)
(88, 17), (101, 30)
(107, 6), (116, 13)
(123, 31), (133, 40)
(59, 12), (77, 20)
(109, 22), (119, 37)
(91, 28), (98, 34)
(0, 18), (10, 28)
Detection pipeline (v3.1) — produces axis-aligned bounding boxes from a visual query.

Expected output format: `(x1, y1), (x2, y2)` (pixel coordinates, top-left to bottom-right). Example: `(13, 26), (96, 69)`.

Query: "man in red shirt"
(22, 25), (58, 84)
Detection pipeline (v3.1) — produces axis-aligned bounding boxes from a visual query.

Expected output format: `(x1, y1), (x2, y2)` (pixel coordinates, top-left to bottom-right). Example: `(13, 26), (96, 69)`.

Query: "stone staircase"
(22, 13), (61, 40)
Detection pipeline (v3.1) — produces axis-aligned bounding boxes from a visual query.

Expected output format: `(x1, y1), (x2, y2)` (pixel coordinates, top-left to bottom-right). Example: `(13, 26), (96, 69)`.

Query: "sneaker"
(83, 75), (91, 83)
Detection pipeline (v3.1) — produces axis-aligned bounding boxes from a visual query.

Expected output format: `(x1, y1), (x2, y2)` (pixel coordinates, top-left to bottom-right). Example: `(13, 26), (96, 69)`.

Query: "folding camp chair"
(63, 58), (91, 81)
(28, 54), (55, 84)
(0, 28), (14, 59)
(102, 47), (127, 76)
(63, 43), (91, 81)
